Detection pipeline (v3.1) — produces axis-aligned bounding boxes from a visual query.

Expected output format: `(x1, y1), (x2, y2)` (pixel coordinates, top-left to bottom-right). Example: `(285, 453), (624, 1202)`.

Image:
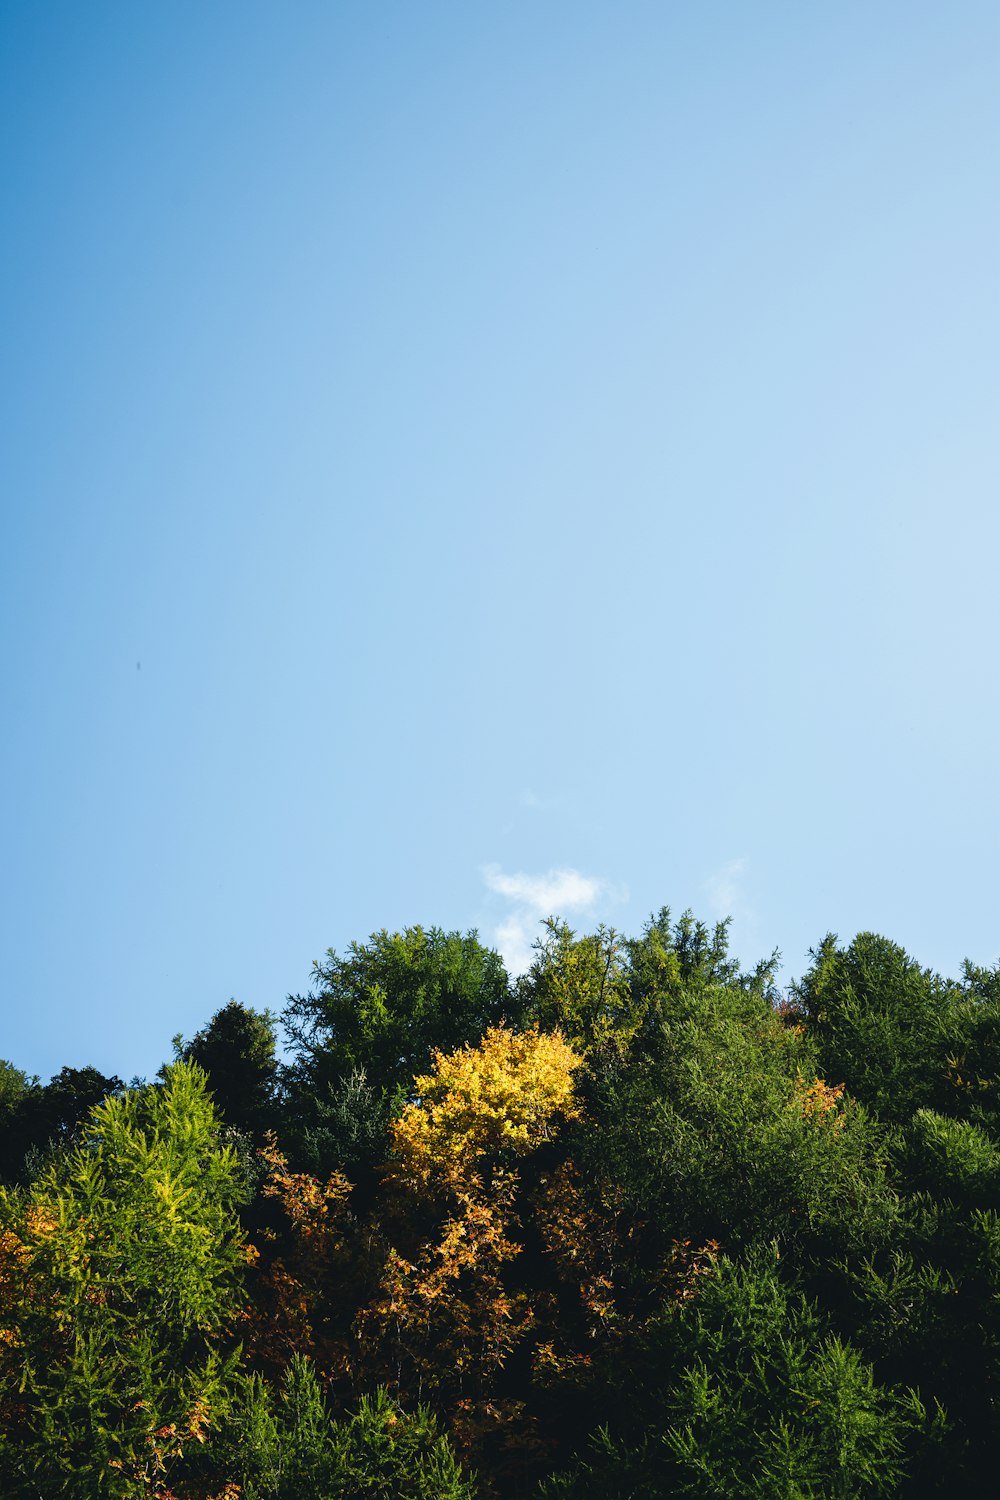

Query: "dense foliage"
(2, 912), (999, 1496)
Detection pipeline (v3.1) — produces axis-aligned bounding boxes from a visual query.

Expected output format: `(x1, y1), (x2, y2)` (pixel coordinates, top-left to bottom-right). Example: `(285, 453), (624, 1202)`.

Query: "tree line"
(2, 910), (999, 1497)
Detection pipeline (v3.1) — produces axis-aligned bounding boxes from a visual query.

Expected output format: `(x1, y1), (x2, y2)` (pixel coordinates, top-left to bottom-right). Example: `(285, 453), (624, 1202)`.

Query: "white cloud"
(704, 857), (749, 922)
(481, 864), (623, 976)
(701, 856), (769, 974)
(483, 865), (604, 913)
(494, 915), (538, 977)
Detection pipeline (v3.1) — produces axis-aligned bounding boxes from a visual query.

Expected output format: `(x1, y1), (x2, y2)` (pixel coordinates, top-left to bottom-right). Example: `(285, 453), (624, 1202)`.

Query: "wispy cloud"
(702, 856), (769, 973)
(482, 864), (622, 975)
(492, 916), (541, 977)
(483, 866), (604, 912)
(704, 857), (749, 922)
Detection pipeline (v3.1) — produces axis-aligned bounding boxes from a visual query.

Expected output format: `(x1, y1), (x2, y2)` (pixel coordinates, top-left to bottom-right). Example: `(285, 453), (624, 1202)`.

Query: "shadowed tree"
(173, 999), (280, 1140)
(0, 1065), (124, 1184)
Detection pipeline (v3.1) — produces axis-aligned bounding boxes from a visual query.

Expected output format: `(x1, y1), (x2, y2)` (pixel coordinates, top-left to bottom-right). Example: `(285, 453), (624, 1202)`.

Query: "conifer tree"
(0, 1063), (247, 1499)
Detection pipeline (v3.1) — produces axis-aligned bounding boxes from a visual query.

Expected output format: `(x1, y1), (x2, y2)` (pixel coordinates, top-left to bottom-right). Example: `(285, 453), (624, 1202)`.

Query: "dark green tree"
(573, 972), (896, 1266)
(286, 1066), (394, 1186)
(837, 1112), (1000, 1494)
(0, 1061), (33, 1119)
(793, 933), (963, 1126)
(285, 926), (512, 1098)
(173, 999), (280, 1139)
(0, 1064), (124, 1183)
(542, 1254), (926, 1500)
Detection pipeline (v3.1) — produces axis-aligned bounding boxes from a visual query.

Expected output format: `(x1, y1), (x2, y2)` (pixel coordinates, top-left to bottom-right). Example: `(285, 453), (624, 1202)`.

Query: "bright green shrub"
(0, 1062), (246, 1499)
(211, 1356), (474, 1500)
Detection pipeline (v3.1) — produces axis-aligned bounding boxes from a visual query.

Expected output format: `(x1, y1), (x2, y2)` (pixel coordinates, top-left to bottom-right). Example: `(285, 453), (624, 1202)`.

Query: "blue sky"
(3, 1), (998, 1081)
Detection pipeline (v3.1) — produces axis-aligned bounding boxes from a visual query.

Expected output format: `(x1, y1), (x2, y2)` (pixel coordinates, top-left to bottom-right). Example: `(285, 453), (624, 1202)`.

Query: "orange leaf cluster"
(791, 1074), (846, 1127)
(243, 1137), (357, 1375)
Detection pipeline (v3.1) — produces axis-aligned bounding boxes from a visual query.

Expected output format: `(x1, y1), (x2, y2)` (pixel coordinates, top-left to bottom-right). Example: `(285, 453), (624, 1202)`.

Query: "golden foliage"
(353, 1027), (582, 1482)
(243, 1137), (357, 1375)
(534, 1160), (621, 1334)
(0, 1225), (34, 1433)
(355, 1172), (529, 1387)
(791, 1074), (845, 1127)
(259, 1136), (353, 1242)
(532, 1160), (721, 1387)
(391, 1025), (583, 1190)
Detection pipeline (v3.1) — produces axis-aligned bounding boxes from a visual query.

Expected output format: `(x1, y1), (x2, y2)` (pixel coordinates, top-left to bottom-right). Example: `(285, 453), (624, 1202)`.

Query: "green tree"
(542, 1254), (923, 1500)
(0, 1064), (124, 1184)
(283, 927), (512, 1150)
(574, 974), (896, 1265)
(516, 909), (779, 1055)
(793, 933), (964, 1126)
(517, 919), (635, 1049)
(173, 999), (280, 1139)
(0, 1062), (247, 1499)
(625, 907), (779, 1010)
(207, 1357), (475, 1499)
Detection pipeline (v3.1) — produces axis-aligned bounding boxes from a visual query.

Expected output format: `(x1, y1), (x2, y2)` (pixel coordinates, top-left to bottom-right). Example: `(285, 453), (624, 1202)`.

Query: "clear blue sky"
(3, 2), (998, 1082)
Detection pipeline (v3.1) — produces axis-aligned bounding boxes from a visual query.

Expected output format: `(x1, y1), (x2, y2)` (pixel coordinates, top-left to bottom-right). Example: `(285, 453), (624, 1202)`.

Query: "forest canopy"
(1, 911), (999, 1498)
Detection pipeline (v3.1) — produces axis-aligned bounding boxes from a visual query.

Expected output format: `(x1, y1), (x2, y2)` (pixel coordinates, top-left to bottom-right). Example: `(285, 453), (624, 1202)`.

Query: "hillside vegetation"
(3, 911), (999, 1498)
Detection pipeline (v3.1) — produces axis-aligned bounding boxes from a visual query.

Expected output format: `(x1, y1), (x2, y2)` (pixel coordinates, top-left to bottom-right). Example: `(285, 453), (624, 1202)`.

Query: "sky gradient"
(3, 1), (999, 1081)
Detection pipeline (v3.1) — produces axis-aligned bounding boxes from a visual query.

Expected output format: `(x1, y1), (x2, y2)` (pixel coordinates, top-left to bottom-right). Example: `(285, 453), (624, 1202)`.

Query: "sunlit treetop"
(391, 1025), (583, 1189)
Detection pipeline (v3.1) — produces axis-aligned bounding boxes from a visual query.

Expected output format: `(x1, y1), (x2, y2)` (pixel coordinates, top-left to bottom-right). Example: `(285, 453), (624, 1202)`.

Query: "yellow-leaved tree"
(355, 1026), (583, 1481)
(391, 1025), (583, 1190)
